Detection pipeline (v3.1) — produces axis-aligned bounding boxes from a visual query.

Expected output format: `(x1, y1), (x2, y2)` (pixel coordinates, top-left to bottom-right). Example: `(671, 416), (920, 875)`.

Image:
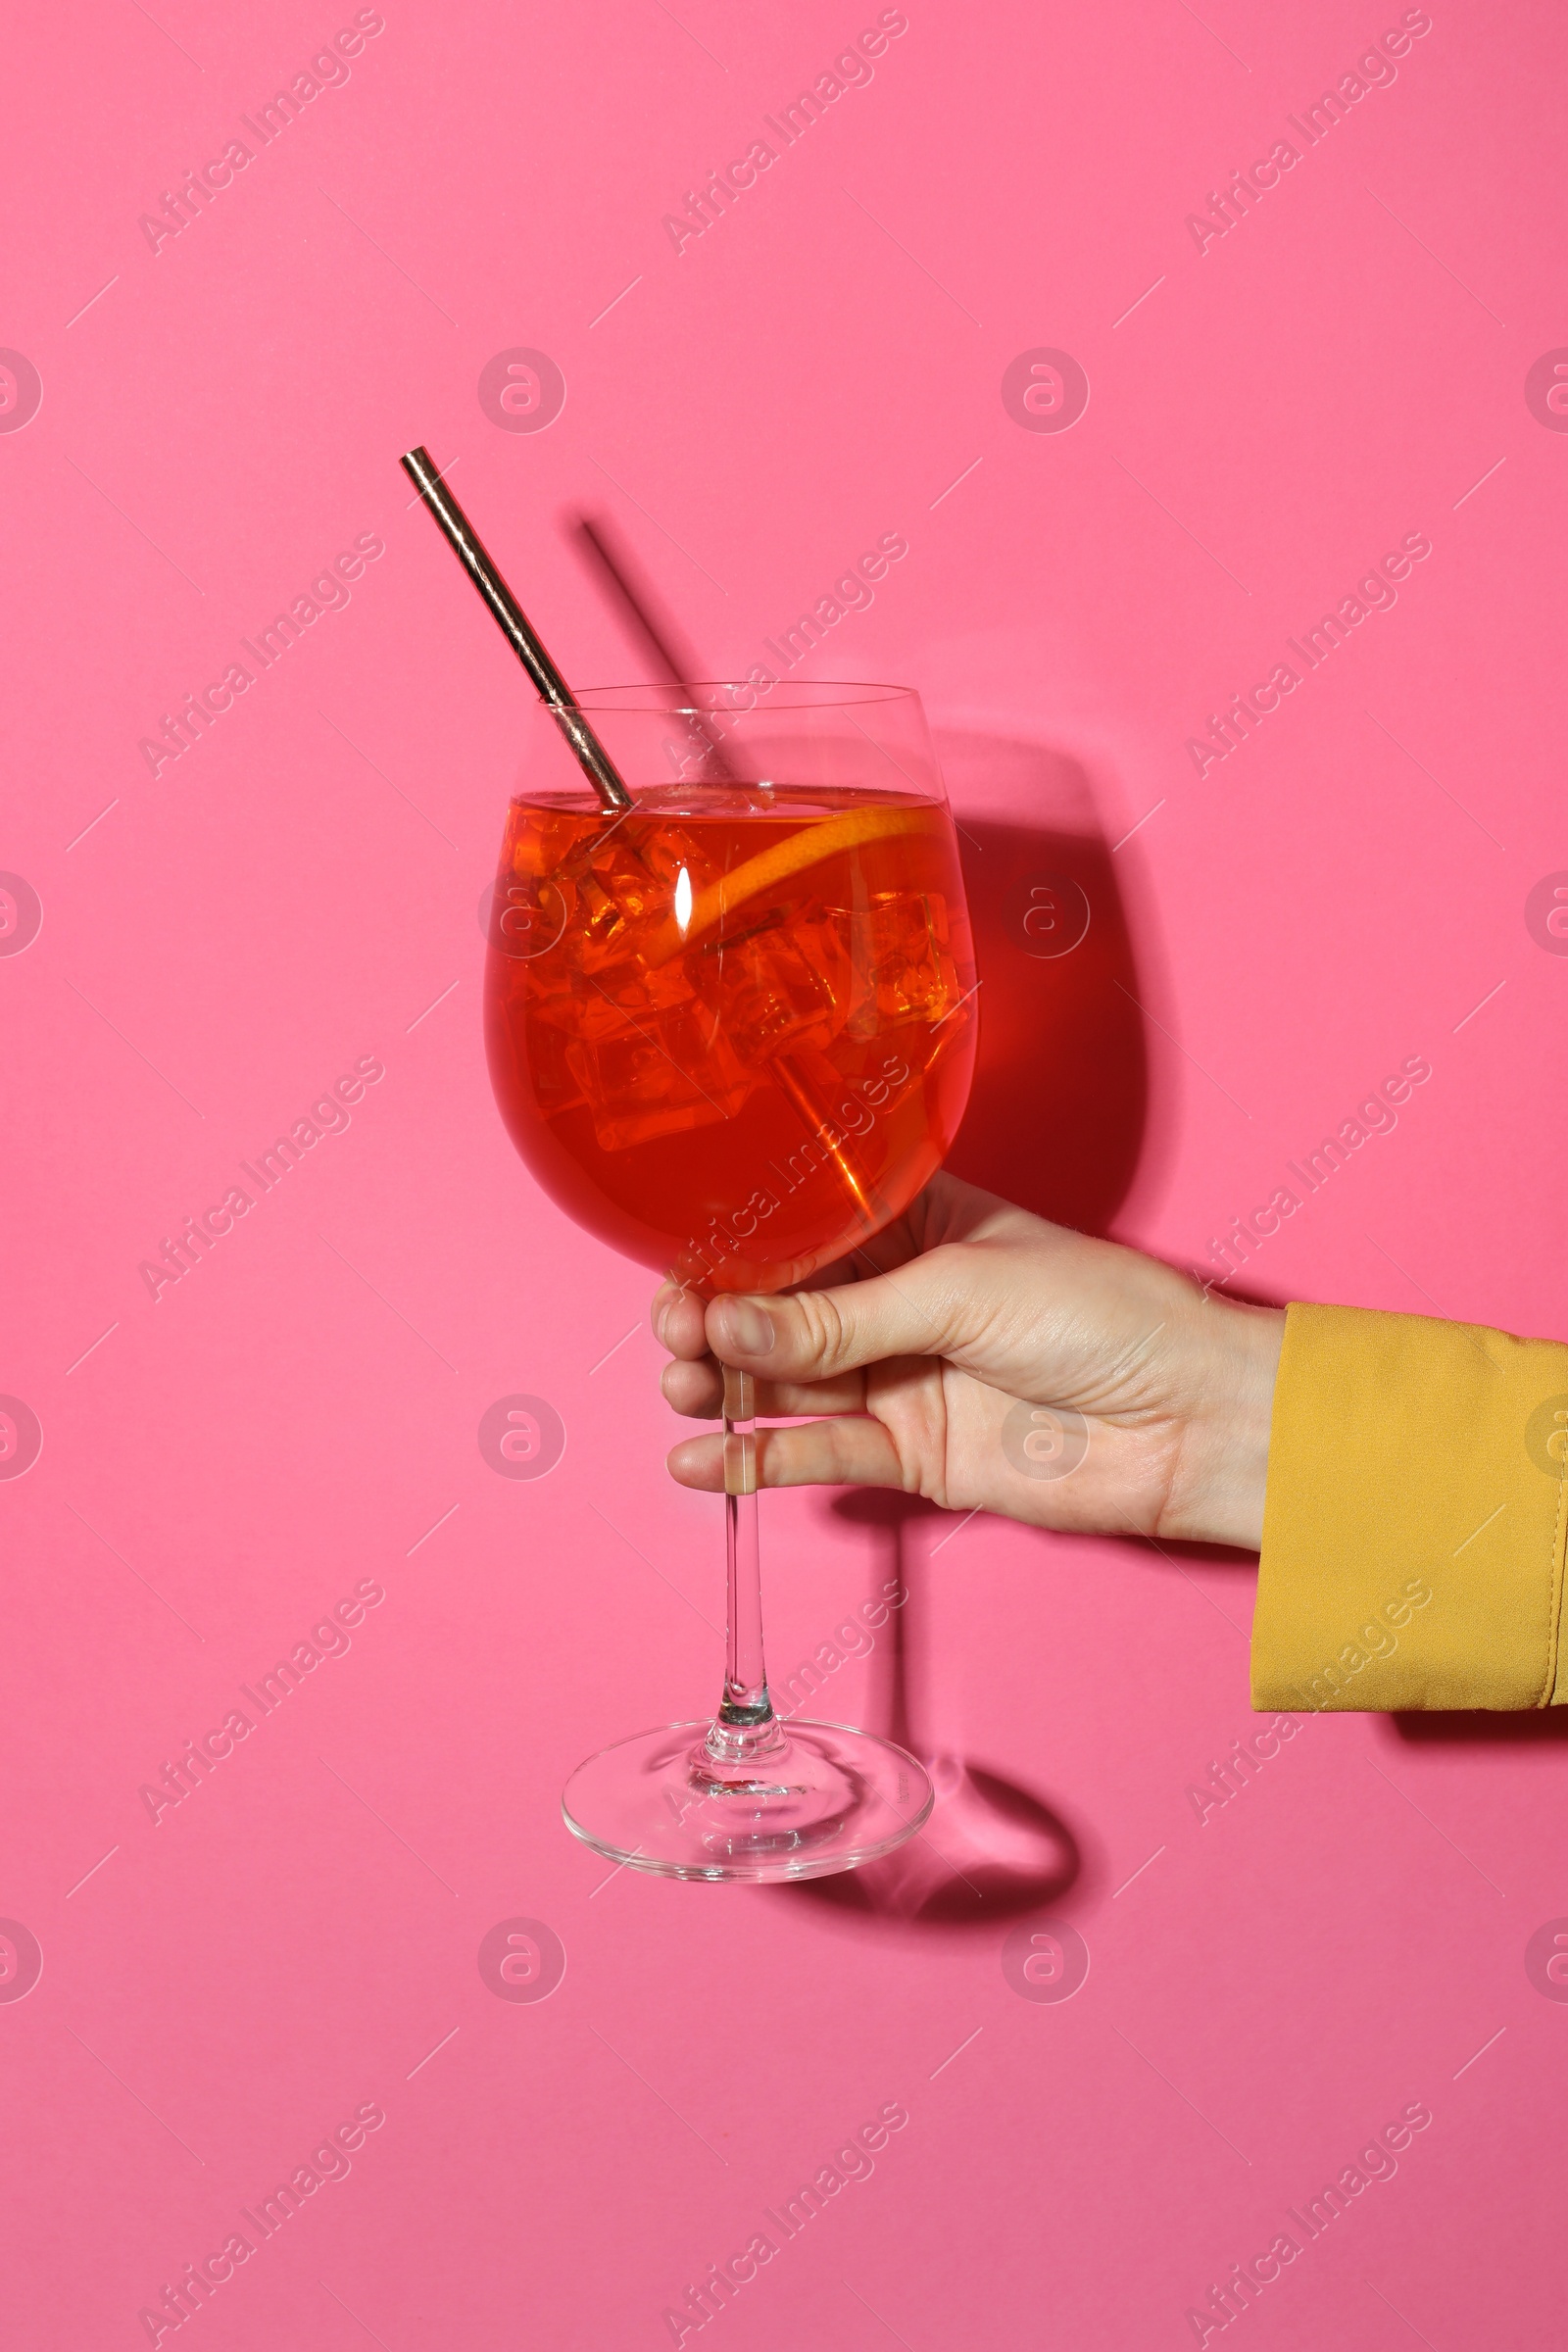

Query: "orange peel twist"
(645, 804), (936, 965)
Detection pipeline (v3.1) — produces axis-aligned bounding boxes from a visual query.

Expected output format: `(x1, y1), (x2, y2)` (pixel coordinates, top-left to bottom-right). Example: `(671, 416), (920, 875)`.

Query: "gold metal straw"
(399, 446), (633, 813)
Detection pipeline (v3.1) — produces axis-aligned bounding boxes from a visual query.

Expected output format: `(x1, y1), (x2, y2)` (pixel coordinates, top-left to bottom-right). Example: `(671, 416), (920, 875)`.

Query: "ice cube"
(572, 826), (706, 974)
(566, 1002), (753, 1152)
(521, 1015), (585, 1116)
(834, 890), (958, 1036)
(520, 822), (712, 1040)
(711, 905), (853, 1061)
(503, 816), (766, 1147)
(531, 945), (698, 1041)
(488, 870), (576, 963)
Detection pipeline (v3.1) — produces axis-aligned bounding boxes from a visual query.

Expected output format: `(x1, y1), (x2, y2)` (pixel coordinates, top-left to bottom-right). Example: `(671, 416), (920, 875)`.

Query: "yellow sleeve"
(1251, 1300), (1568, 1711)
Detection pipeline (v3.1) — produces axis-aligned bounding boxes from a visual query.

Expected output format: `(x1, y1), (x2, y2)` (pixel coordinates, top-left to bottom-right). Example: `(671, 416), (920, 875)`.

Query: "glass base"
(562, 1719), (935, 1883)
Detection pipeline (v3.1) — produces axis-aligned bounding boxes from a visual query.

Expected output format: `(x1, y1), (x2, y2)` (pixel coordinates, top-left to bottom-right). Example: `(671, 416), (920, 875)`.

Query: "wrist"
(1162, 1298), (1286, 1549)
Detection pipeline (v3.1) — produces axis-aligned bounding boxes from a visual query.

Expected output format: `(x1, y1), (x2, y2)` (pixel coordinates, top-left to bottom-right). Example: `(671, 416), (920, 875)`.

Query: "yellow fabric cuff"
(1252, 1301), (1568, 1711)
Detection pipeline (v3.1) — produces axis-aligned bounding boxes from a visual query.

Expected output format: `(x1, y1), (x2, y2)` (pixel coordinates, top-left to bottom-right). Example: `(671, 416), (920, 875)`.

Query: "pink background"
(4, 0), (1567, 2343)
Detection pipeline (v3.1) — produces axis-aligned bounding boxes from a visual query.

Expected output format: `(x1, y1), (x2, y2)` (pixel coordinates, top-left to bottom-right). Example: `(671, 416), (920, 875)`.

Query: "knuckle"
(792, 1287), (850, 1373)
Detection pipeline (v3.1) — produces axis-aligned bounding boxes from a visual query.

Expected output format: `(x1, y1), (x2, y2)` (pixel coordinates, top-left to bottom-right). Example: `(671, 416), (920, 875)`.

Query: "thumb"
(706, 1261), (953, 1383)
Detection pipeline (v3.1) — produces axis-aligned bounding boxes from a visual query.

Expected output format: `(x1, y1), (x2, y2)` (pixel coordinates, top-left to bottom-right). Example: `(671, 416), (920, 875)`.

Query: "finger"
(795, 1250), (858, 1293)
(803, 1214), (920, 1292)
(661, 1357), (868, 1420)
(666, 1417), (906, 1493)
(706, 1260), (955, 1386)
(760, 1194), (928, 1305)
(650, 1281), (710, 1360)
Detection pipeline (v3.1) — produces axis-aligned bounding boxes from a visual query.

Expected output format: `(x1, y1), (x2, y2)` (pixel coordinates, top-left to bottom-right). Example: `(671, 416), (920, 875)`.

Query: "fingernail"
(720, 1298), (774, 1355)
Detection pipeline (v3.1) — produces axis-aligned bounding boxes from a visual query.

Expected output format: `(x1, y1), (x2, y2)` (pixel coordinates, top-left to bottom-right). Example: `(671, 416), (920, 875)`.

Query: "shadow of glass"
(770, 732), (1147, 1924)
(934, 730), (1150, 1236)
(775, 1491), (1084, 1931)
(554, 564), (1154, 1241)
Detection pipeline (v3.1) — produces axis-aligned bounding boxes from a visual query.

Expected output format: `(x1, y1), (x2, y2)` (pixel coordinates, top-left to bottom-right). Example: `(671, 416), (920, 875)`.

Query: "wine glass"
(484, 681), (978, 1880)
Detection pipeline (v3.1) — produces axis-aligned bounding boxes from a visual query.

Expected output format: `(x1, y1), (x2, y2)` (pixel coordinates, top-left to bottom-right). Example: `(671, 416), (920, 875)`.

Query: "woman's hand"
(652, 1172), (1284, 1550)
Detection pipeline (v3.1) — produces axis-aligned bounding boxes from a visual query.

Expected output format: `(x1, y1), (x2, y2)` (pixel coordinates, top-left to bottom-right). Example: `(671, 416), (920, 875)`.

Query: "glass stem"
(706, 1366), (784, 1763)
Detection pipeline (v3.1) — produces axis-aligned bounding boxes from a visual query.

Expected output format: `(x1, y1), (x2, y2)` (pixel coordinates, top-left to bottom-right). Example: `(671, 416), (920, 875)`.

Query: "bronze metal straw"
(399, 446), (633, 813)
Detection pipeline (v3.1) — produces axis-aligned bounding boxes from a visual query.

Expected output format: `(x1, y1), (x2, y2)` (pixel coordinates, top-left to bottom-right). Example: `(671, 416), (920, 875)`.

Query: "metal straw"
(399, 446), (633, 813)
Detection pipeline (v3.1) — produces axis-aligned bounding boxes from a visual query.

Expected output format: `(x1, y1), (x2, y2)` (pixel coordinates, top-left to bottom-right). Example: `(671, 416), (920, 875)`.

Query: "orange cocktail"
(399, 433), (980, 1883)
(486, 782), (977, 1294)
